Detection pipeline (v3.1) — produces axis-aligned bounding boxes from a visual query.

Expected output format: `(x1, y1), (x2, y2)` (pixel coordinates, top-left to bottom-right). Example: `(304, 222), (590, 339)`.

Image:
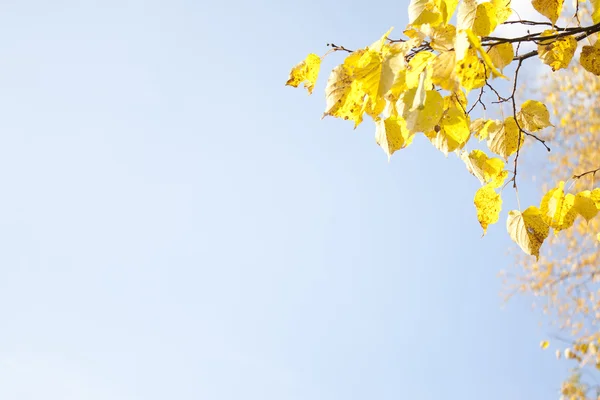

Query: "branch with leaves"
(285, 0), (600, 260)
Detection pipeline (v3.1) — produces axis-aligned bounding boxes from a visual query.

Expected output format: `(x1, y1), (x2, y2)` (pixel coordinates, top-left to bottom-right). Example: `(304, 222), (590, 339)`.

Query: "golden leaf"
(507, 206), (549, 259)
(409, 0), (443, 26)
(286, 53), (321, 94)
(424, 95), (470, 155)
(517, 100), (553, 132)
(460, 149), (505, 185)
(574, 191), (599, 222)
(474, 183), (502, 235)
(580, 41), (600, 76)
(375, 116), (414, 160)
(538, 30), (577, 71)
(531, 0), (564, 24)
(399, 88), (444, 133)
(487, 42), (514, 71)
(487, 116), (524, 159)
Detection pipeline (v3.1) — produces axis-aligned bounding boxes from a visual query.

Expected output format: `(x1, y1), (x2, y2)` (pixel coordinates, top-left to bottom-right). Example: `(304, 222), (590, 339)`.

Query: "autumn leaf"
(574, 191), (599, 222)
(538, 30), (577, 71)
(593, 0), (600, 24)
(491, 0), (512, 24)
(474, 119), (502, 141)
(460, 149), (505, 185)
(580, 40), (600, 76)
(286, 54), (321, 94)
(487, 43), (514, 71)
(517, 100), (553, 132)
(399, 87), (444, 133)
(424, 95), (470, 155)
(457, 0), (477, 31)
(532, 0), (565, 24)
(323, 63), (367, 127)
(409, 0), (443, 26)
(456, 50), (488, 93)
(473, 2), (499, 37)
(540, 181), (578, 232)
(465, 30), (506, 79)
(487, 117), (524, 159)
(507, 206), (549, 259)
(375, 116), (414, 160)
(474, 183), (502, 234)
(431, 51), (458, 91)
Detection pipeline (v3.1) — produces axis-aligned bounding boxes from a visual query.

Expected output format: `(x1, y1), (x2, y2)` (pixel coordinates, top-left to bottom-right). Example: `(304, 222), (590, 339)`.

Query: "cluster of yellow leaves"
(507, 183), (600, 259)
(286, 0), (516, 160)
(286, 0), (600, 258)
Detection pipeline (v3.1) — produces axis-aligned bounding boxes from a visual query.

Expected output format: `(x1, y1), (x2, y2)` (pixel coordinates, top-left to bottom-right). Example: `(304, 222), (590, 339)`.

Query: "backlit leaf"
(580, 40), (600, 76)
(531, 0), (564, 24)
(538, 30), (577, 71)
(487, 42), (514, 71)
(574, 191), (599, 222)
(457, 0), (477, 31)
(286, 53), (321, 94)
(424, 95), (470, 155)
(460, 149), (505, 185)
(487, 116), (524, 159)
(517, 100), (553, 132)
(399, 88), (444, 133)
(507, 206), (549, 259)
(474, 183), (502, 235)
(375, 116), (414, 160)
(409, 0), (443, 26)
(473, 2), (498, 37)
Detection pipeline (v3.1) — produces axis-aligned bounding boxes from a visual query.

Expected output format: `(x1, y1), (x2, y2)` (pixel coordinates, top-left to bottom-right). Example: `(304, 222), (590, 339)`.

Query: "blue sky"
(0, 1), (570, 399)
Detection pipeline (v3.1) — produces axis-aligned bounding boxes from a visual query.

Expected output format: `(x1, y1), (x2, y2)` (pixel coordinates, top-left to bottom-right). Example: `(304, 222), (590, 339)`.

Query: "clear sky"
(0, 1), (570, 399)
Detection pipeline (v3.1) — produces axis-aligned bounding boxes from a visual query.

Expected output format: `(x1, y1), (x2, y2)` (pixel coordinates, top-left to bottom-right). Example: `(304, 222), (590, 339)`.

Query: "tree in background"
(287, 0), (600, 398)
(507, 5), (600, 398)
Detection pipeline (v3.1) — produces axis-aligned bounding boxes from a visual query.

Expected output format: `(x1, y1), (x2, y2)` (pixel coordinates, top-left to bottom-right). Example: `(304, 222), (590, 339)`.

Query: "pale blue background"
(0, 1), (568, 399)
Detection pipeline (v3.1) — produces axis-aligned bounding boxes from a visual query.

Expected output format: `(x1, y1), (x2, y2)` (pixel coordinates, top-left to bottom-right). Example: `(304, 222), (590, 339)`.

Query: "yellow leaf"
(474, 183), (502, 235)
(286, 53), (321, 94)
(574, 191), (599, 222)
(532, 0), (565, 24)
(465, 30), (506, 78)
(541, 340), (550, 349)
(490, 170), (508, 189)
(422, 24), (457, 52)
(487, 42), (514, 71)
(591, 188), (600, 209)
(431, 51), (458, 91)
(487, 116), (524, 159)
(435, 0), (460, 24)
(375, 116), (414, 160)
(323, 61), (367, 127)
(491, 0), (513, 24)
(538, 30), (577, 71)
(473, 2), (499, 37)
(474, 119), (502, 141)
(540, 181), (578, 232)
(457, 0), (477, 31)
(406, 51), (436, 89)
(456, 50), (488, 93)
(409, 0), (443, 26)
(424, 95), (470, 155)
(507, 206), (550, 259)
(460, 149), (505, 184)
(593, 0), (600, 24)
(399, 88), (444, 133)
(580, 41), (600, 76)
(517, 100), (553, 132)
